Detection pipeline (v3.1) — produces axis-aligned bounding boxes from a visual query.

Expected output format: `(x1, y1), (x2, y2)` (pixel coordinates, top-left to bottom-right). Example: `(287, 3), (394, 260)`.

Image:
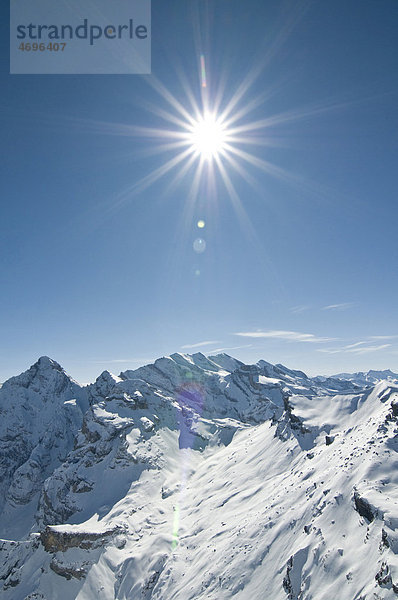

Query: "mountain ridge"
(0, 354), (398, 599)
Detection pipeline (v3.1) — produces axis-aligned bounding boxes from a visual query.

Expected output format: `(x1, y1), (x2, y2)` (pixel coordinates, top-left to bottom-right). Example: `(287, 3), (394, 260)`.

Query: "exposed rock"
(0, 537), (39, 592)
(81, 418), (101, 443)
(380, 529), (390, 550)
(140, 417), (155, 432)
(375, 561), (392, 587)
(353, 491), (376, 522)
(71, 479), (94, 494)
(40, 525), (123, 553)
(282, 548), (308, 599)
(0, 356), (87, 526)
(49, 560), (86, 580)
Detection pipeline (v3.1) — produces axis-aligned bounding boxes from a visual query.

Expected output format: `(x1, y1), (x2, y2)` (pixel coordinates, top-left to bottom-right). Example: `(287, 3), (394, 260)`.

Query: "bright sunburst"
(114, 62), (280, 211)
(91, 50), (343, 227)
(188, 112), (227, 160)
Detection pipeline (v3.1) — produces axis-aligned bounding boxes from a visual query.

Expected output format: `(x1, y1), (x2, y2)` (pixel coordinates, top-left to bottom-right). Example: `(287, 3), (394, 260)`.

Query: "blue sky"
(1, 0), (398, 382)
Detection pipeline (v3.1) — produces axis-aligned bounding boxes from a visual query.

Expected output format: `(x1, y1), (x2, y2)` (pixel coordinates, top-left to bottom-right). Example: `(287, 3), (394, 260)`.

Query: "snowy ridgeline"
(0, 354), (398, 599)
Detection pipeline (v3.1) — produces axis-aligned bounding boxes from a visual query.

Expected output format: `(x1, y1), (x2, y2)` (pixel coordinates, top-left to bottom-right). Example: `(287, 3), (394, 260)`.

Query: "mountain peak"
(334, 368), (398, 386)
(207, 353), (244, 372)
(2, 356), (75, 395)
(35, 356), (63, 371)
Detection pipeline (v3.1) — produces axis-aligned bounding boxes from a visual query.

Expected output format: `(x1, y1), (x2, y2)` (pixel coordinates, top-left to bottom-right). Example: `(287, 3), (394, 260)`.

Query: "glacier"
(0, 353), (398, 599)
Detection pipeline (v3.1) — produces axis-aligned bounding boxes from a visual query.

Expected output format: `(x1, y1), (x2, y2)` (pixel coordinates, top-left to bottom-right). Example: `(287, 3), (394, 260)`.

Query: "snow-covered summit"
(1, 354), (398, 599)
(0, 356), (88, 538)
(334, 368), (398, 386)
(5, 355), (66, 387)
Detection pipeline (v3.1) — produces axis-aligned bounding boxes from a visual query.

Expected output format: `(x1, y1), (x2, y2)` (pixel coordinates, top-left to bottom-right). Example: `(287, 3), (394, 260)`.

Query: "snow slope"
(1, 354), (398, 599)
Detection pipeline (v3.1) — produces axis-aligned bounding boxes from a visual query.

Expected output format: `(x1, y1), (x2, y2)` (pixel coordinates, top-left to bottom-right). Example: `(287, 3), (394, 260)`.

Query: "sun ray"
(76, 14), (356, 238)
(214, 154), (259, 242)
(221, 150), (263, 193)
(174, 64), (202, 119)
(137, 140), (193, 157)
(228, 137), (286, 149)
(143, 75), (198, 127)
(221, 73), (295, 130)
(179, 158), (207, 237)
(162, 150), (199, 198)
(218, 61), (266, 125)
(110, 146), (195, 212)
(139, 101), (198, 131)
(226, 96), (356, 136)
(223, 142), (341, 206)
(189, 156), (206, 203)
(222, 91), (276, 130)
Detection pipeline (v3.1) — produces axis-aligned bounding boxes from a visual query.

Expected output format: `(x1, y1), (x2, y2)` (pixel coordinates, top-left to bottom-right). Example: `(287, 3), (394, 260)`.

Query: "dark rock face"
(374, 561), (398, 595)
(0, 538), (39, 591)
(283, 555), (294, 599)
(375, 562), (392, 587)
(391, 401), (398, 417)
(0, 356), (88, 525)
(381, 529), (390, 550)
(49, 561), (86, 580)
(282, 548), (308, 599)
(353, 492), (376, 522)
(40, 525), (122, 553)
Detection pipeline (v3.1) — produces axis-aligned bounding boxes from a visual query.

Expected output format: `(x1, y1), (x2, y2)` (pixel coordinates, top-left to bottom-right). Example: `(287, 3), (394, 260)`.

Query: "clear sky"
(1, 0), (398, 383)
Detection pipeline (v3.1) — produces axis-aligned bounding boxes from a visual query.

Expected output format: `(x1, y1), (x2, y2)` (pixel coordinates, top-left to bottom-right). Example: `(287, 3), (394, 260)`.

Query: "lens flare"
(193, 238), (206, 253)
(200, 54), (207, 88)
(171, 381), (206, 550)
(172, 504), (180, 550)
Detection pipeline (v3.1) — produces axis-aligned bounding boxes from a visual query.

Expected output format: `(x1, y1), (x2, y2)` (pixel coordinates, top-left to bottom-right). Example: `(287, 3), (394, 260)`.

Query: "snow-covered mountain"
(333, 369), (398, 387)
(1, 353), (398, 599)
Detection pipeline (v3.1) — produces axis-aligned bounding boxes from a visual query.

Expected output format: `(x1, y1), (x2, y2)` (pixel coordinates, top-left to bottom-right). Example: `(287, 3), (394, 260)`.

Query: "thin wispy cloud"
(181, 340), (222, 349)
(369, 335), (398, 341)
(322, 302), (356, 311)
(289, 305), (311, 314)
(208, 344), (252, 354)
(318, 344), (392, 355)
(343, 342), (367, 350)
(350, 344), (392, 355)
(235, 330), (335, 343)
(89, 358), (155, 365)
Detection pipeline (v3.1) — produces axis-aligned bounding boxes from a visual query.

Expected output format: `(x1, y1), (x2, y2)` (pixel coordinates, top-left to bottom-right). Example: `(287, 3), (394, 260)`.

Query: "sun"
(188, 113), (227, 160)
(100, 52), (336, 216)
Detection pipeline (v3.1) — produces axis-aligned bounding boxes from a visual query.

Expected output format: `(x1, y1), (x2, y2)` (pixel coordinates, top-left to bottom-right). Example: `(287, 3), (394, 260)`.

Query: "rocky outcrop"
(49, 560), (86, 580)
(40, 525), (124, 552)
(0, 538), (39, 590)
(353, 491), (377, 522)
(0, 357), (88, 533)
(283, 548), (309, 599)
(375, 561), (398, 594)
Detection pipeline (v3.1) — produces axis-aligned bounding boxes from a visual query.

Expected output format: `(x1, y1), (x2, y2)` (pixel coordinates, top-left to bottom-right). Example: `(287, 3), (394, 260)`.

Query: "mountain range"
(0, 353), (397, 599)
